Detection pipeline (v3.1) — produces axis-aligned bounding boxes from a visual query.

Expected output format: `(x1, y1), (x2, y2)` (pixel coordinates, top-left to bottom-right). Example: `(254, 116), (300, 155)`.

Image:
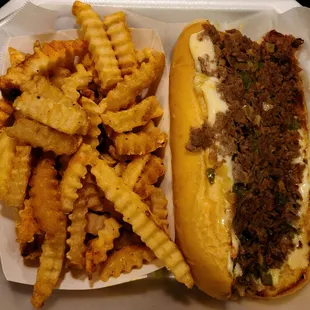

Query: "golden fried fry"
(0, 98), (14, 129)
(100, 245), (155, 282)
(122, 155), (150, 189)
(13, 75), (88, 135)
(142, 119), (156, 132)
(99, 50), (165, 112)
(114, 162), (127, 177)
(6, 118), (82, 155)
(40, 39), (87, 70)
(85, 217), (121, 275)
(60, 144), (97, 214)
(134, 155), (165, 199)
(86, 213), (108, 235)
(16, 199), (40, 245)
(101, 96), (163, 133)
(50, 67), (72, 88)
(5, 146), (31, 208)
(8, 47), (26, 67)
(61, 64), (92, 102)
(0, 40), (87, 91)
(0, 131), (16, 201)
(101, 197), (124, 222)
(91, 160), (194, 288)
(72, 1), (122, 90)
(83, 173), (104, 212)
(108, 145), (134, 162)
(66, 186), (88, 269)
(113, 127), (168, 156)
(30, 158), (65, 236)
(103, 11), (137, 76)
(145, 187), (168, 234)
(136, 48), (153, 65)
(32, 223), (66, 308)
(99, 152), (117, 167)
(80, 88), (95, 101)
(30, 158), (67, 308)
(80, 97), (101, 148)
(81, 53), (100, 87)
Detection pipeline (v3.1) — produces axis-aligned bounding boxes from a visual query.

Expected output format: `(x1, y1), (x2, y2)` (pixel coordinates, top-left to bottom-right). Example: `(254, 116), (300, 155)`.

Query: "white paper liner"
(0, 1), (309, 291)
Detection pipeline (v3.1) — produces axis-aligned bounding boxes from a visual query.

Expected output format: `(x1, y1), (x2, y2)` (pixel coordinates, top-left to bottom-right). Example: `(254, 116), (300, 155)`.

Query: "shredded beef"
(188, 24), (306, 287)
(186, 123), (213, 152)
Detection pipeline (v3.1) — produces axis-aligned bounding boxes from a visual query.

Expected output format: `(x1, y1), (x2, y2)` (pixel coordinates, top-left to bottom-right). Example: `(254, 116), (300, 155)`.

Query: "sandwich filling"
(187, 23), (309, 292)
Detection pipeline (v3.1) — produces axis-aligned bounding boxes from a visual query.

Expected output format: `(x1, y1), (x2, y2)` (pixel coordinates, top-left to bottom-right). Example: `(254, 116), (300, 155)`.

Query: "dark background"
(299, 0), (309, 6)
(0, 0), (309, 9)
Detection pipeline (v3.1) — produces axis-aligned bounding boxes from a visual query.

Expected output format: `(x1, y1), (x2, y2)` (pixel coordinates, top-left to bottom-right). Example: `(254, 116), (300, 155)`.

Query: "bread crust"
(169, 20), (310, 300)
(169, 21), (232, 300)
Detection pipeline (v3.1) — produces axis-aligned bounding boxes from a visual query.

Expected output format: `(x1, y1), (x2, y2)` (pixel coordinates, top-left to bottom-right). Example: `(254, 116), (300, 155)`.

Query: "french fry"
(30, 158), (65, 236)
(32, 224), (66, 308)
(41, 39), (87, 57)
(91, 160), (194, 288)
(0, 40), (87, 91)
(100, 245), (155, 282)
(133, 155), (165, 199)
(86, 213), (108, 235)
(83, 172), (104, 212)
(80, 88), (96, 102)
(72, 1), (122, 90)
(145, 187), (168, 234)
(113, 127), (168, 156)
(103, 11), (137, 76)
(101, 197), (124, 222)
(0, 98), (14, 129)
(5, 146), (32, 208)
(122, 155), (150, 189)
(99, 50), (165, 112)
(99, 153), (117, 167)
(13, 75), (88, 135)
(30, 158), (67, 308)
(61, 64), (92, 102)
(50, 67), (71, 88)
(6, 117), (82, 155)
(8, 47), (27, 67)
(16, 199), (40, 245)
(114, 162), (127, 177)
(80, 97), (101, 148)
(85, 217), (121, 275)
(81, 53), (100, 87)
(101, 96), (163, 133)
(60, 143), (97, 214)
(0, 131), (16, 201)
(66, 186), (88, 270)
(108, 145), (134, 162)
(136, 48), (153, 65)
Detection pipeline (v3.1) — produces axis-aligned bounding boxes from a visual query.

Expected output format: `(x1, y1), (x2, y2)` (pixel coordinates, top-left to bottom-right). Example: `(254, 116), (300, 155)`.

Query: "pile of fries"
(0, 1), (193, 308)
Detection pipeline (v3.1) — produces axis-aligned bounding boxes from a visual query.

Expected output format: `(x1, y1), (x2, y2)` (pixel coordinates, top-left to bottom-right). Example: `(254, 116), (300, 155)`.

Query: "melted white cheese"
(189, 31), (216, 73)
(200, 76), (228, 126)
(190, 32), (228, 126)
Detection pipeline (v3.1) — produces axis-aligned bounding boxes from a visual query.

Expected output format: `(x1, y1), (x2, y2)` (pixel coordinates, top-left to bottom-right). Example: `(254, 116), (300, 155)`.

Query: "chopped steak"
(186, 123), (213, 152)
(188, 24), (306, 288)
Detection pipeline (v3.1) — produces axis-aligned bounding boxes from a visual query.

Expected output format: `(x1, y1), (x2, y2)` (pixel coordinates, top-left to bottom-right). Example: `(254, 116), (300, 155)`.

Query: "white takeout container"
(1, 1), (310, 310)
